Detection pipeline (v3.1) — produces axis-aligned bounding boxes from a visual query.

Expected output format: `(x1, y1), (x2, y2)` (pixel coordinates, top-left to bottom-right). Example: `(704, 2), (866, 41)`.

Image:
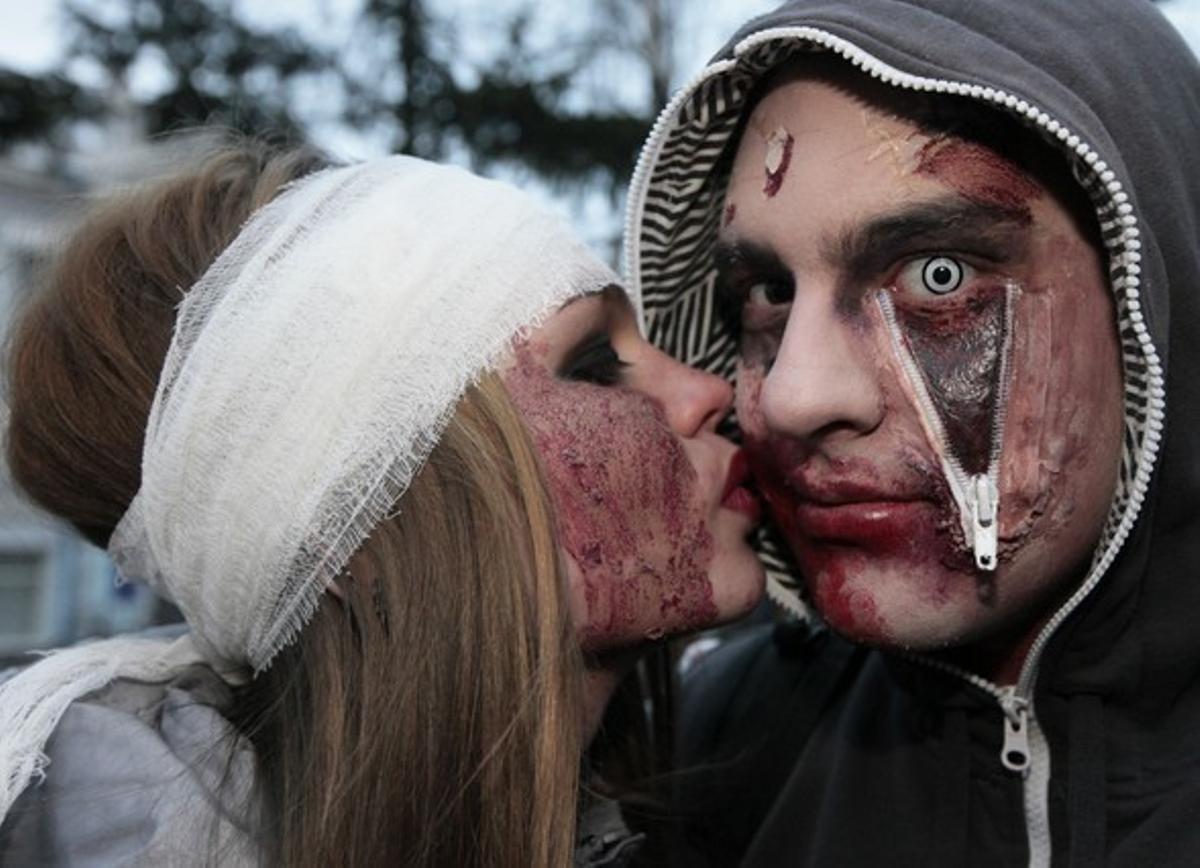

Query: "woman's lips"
(721, 448), (763, 522)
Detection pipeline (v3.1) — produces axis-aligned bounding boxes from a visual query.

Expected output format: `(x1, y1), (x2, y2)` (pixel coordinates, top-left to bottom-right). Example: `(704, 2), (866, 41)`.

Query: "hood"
(625, 0), (1199, 857)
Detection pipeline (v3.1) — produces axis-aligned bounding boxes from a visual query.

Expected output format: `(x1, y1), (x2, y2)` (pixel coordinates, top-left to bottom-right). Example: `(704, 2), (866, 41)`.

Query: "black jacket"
(624, 1), (1200, 864)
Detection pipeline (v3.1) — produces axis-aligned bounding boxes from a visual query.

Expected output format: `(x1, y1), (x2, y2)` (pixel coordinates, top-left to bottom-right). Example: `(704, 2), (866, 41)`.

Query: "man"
(624, 1), (1200, 864)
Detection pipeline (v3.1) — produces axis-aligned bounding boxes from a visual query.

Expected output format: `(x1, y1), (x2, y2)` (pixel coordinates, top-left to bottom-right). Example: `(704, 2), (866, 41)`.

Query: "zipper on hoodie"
(625, 25), (1166, 868)
(874, 286), (1017, 572)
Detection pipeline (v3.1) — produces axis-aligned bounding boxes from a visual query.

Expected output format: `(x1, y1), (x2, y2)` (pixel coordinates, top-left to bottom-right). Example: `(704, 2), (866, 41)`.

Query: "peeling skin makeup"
(504, 343), (718, 650)
(500, 287), (766, 737)
(718, 72), (1123, 679)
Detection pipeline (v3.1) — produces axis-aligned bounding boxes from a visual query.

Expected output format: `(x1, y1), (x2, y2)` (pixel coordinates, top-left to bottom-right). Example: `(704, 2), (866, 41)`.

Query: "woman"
(0, 142), (765, 865)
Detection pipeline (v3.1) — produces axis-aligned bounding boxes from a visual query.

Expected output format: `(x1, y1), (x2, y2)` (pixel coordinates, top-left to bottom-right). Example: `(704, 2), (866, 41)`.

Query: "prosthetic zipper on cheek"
(875, 282), (1020, 571)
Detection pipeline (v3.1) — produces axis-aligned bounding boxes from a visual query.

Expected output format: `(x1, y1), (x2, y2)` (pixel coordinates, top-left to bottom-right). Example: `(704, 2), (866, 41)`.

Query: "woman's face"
(502, 286), (765, 653)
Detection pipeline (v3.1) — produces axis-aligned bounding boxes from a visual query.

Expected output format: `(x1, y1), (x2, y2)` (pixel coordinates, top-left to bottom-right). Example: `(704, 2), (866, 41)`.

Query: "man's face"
(720, 74), (1124, 662)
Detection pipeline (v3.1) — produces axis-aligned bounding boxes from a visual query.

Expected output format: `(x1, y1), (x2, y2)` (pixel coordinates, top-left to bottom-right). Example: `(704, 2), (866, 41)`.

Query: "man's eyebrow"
(829, 198), (1031, 287)
(714, 239), (790, 278)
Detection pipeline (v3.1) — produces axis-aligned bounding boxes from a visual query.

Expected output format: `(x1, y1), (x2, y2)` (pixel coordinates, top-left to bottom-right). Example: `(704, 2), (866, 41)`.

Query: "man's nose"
(642, 350), (734, 437)
(759, 295), (883, 445)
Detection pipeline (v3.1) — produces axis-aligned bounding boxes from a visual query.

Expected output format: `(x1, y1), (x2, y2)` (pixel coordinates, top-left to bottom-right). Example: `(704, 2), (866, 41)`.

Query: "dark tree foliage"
(0, 0), (658, 196)
(454, 71), (648, 192)
(349, 0), (458, 159)
(62, 0), (329, 138)
(0, 69), (100, 149)
(352, 0), (652, 195)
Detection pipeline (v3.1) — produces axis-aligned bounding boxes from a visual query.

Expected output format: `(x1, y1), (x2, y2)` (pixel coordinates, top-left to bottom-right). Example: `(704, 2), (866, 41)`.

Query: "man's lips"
(785, 475), (932, 506)
(757, 473), (939, 550)
(793, 499), (934, 547)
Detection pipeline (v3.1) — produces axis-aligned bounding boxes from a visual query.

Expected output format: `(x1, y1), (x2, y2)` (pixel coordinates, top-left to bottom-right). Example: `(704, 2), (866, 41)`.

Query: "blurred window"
(0, 551), (47, 637)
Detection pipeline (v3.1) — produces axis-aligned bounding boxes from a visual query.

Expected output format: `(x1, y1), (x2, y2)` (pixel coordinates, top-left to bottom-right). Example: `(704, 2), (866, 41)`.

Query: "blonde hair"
(6, 139), (583, 866)
(237, 374), (582, 866)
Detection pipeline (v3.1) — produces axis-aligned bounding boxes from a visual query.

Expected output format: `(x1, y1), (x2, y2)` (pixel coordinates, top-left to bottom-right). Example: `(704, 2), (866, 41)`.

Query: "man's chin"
(799, 552), (989, 651)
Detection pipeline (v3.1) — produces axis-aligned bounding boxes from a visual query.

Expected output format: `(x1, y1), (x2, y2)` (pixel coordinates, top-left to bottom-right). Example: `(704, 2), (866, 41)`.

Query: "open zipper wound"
(875, 287), (1017, 571)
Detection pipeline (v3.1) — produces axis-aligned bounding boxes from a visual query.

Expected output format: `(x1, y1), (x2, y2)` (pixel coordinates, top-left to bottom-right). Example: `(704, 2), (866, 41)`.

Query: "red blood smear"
(504, 345), (717, 649)
(763, 131), (794, 198)
(915, 137), (1040, 224)
(806, 554), (882, 638)
(723, 202), (738, 227)
(738, 372), (970, 640)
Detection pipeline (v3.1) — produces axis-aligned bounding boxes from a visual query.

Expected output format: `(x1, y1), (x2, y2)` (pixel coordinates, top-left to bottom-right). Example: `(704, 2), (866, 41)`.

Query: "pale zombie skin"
(501, 291), (764, 654)
(720, 74), (1123, 677)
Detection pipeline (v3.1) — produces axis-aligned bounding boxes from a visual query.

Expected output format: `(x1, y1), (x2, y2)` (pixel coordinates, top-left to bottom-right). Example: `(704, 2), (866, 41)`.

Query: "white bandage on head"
(0, 155), (617, 820)
(113, 155), (618, 672)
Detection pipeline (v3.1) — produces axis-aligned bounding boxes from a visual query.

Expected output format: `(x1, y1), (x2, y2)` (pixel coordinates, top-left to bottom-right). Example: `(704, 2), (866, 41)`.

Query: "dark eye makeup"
(562, 332), (630, 387)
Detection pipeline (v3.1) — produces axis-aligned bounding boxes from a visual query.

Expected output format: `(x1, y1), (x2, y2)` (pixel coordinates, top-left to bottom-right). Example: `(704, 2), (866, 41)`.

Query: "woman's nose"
(759, 294), (883, 446)
(639, 350), (734, 437)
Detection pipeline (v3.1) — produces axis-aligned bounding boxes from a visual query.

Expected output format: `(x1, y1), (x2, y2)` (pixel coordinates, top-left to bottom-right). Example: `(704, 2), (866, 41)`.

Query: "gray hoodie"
(624, 1), (1200, 865)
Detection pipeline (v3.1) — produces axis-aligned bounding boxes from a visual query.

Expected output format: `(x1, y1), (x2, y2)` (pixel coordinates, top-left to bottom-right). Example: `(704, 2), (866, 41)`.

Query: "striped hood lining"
(627, 34), (1158, 619)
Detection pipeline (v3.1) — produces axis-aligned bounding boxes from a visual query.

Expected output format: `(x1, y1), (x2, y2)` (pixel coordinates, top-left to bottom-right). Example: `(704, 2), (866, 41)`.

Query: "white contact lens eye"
(922, 256), (964, 294)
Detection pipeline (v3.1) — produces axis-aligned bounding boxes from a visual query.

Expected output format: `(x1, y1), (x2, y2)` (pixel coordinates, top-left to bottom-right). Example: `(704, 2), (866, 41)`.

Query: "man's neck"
(938, 619), (1043, 686)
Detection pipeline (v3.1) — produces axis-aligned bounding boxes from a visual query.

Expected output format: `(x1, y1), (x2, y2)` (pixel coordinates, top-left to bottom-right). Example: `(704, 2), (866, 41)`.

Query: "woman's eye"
(897, 255), (974, 297)
(563, 336), (630, 387)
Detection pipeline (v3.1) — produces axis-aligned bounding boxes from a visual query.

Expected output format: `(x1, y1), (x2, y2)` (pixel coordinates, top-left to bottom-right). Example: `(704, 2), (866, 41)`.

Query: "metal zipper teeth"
(874, 291), (974, 514)
(625, 24), (1166, 867)
(878, 285), (1014, 573)
(987, 284), (1020, 490)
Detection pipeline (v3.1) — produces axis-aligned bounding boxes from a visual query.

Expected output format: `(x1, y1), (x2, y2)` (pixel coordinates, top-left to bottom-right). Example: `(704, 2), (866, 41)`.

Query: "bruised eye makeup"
(748, 280), (795, 307)
(561, 333), (630, 386)
(714, 240), (794, 335)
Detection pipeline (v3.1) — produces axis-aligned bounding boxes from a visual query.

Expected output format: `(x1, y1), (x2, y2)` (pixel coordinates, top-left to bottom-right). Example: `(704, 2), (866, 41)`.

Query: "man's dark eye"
(563, 335), (630, 386)
(747, 280), (794, 306)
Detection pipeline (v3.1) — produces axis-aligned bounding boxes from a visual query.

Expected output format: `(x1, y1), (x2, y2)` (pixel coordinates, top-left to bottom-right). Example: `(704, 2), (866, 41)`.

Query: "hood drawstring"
(1066, 694), (1107, 866)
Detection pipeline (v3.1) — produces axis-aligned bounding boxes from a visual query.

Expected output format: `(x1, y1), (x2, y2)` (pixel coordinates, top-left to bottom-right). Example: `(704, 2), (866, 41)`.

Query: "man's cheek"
(999, 290), (1055, 537)
(736, 360), (804, 544)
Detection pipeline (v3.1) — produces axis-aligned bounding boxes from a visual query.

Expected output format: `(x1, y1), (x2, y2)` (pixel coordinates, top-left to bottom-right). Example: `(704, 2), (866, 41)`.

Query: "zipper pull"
(970, 473), (998, 571)
(999, 688), (1031, 776)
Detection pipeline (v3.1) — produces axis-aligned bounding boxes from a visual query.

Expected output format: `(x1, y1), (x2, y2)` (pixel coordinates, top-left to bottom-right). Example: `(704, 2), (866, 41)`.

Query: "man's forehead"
(724, 77), (1043, 259)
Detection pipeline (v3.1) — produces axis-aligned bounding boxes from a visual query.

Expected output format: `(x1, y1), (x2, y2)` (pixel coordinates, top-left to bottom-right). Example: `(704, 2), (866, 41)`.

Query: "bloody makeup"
(503, 343), (718, 650)
(721, 72), (1124, 665)
(915, 137), (1041, 225)
(763, 127), (794, 197)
